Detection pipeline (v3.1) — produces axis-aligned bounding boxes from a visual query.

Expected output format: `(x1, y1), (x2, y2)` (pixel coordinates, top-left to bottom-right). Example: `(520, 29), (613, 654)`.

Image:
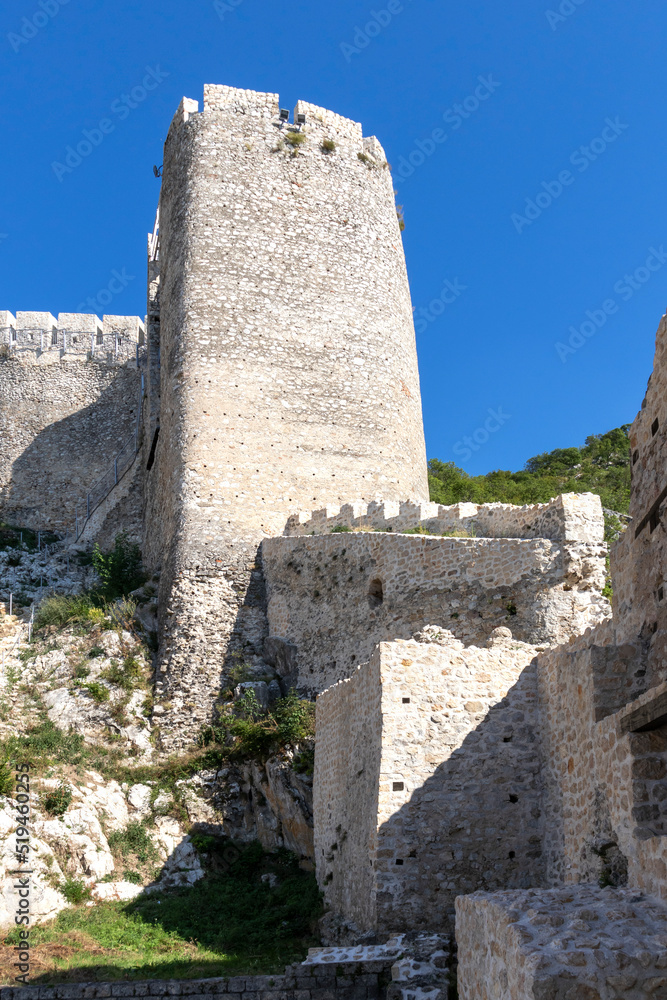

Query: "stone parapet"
(263, 532), (609, 693)
(284, 492), (605, 543)
(0, 311), (145, 365)
(456, 885), (667, 1000)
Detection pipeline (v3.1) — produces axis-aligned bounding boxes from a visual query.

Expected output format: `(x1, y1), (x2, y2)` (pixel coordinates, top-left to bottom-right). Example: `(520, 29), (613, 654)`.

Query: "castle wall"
(263, 532), (609, 695)
(0, 312), (144, 534)
(286, 492), (604, 541)
(314, 653), (382, 934)
(146, 85), (429, 748)
(315, 637), (545, 936)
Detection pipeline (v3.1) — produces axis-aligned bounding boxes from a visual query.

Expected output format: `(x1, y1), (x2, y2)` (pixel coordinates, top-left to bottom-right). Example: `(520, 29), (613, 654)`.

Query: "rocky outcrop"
(174, 755), (314, 860)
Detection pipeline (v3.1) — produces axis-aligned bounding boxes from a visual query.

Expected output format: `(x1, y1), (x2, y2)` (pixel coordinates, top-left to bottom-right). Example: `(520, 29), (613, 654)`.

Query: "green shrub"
(60, 878), (92, 905)
(83, 682), (110, 704)
(330, 525), (351, 533)
(88, 646), (105, 659)
(106, 597), (138, 630)
(43, 781), (73, 817)
(74, 662), (91, 679)
(198, 692), (315, 766)
(123, 870), (143, 885)
(322, 138), (336, 152)
(102, 655), (144, 692)
(93, 533), (145, 600)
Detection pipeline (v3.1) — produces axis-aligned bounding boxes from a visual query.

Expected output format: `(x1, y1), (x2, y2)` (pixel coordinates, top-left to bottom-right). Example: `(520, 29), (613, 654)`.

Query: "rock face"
(179, 756), (314, 860)
(0, 754), (314, 930)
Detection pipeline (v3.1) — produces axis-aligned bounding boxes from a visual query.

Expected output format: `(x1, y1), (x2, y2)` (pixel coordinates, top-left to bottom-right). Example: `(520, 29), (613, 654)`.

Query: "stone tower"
(144, 85), (428, 746)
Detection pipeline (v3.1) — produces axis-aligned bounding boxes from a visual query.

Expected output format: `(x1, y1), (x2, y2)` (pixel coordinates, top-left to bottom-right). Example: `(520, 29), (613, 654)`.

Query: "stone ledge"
(456, 884), (667, 1000)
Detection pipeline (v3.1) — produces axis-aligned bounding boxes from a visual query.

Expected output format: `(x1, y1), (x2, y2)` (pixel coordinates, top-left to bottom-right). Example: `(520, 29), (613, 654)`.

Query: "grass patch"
(34, 594), (105, 632)
(1, 720), (85, 770)
(1, 843), (322, 984)
(108, 822), (159, 867)
(283, 130), (306, 148)
(101, 655), (146, 692)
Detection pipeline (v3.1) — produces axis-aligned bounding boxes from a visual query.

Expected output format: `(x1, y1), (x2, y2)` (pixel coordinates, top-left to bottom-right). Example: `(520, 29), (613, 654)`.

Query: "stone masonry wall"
(263, 531), (609, 695)
(315, 635), (545, 936)
(0, 959), (391, 1000)
(314, 653), (382, 934)
(0, 329), (143, 534)
(456, 885), (667, 1000)
(145, 84), (429, 748)
(286, 492), (604, 542)
(0, 311), (144, 365)
(611, 312), (667, 691)
(537, 617), (667, 901)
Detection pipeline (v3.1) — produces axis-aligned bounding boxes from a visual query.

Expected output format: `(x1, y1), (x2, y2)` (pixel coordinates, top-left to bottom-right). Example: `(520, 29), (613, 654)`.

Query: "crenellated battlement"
(0, 311), (145, 365)
(284, 491), (605, 543)
(171, 84), (384, 158)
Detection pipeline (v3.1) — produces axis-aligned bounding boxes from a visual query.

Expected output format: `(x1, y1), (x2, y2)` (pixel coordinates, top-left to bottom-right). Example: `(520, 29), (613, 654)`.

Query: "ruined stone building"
(2, 85), (667, 997)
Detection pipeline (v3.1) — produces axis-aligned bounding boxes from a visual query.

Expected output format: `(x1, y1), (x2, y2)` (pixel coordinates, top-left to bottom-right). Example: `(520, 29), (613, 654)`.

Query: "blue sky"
(0, 0), (664, 474)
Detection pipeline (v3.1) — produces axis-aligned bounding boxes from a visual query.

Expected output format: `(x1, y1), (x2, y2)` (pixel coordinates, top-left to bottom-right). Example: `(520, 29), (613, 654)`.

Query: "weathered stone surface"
(456, 886), (667, 1000)
(264, 532), (608, 695)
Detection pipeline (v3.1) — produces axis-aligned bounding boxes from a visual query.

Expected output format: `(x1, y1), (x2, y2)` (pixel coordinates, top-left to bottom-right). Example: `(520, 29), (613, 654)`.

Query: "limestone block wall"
(286, 492), (605, 542)
(263, 532), (609, 694)
(315, 637), (545, 936)
(456, 885), (667, 1000)
(145, 84), (429, 748)
(0, 320), (144, 533)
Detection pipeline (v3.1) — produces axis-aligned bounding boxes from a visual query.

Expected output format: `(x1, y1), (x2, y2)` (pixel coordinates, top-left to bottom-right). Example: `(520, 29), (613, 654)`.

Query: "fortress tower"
(144, 85), (429, 745)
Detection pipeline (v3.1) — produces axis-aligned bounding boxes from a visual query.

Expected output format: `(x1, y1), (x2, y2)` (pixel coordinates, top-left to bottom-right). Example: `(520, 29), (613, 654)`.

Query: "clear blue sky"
(1, 0), (665, 474)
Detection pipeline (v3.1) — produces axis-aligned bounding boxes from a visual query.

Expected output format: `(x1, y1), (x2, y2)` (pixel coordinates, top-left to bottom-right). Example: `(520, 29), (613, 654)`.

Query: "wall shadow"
(0, 360), (141, 535)
(331, 663), (546, 937)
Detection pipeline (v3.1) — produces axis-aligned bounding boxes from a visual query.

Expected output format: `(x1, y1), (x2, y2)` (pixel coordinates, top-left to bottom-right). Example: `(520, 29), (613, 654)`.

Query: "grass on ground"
(1, 843), (322, 984)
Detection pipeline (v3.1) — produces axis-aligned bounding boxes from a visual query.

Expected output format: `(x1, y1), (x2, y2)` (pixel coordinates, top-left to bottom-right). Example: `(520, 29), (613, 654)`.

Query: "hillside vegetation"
(428, 426), (632, 515)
